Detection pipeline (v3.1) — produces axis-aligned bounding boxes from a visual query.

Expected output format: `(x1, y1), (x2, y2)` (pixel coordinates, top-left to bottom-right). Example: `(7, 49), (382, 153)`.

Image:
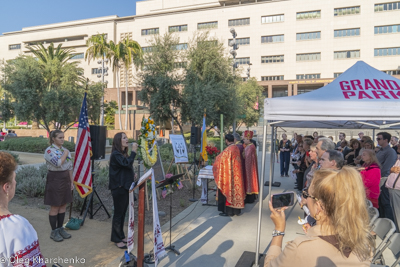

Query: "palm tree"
(109, 40), (123, 130)
(119, 37), (143, 130)
(85, 33), (112, 126)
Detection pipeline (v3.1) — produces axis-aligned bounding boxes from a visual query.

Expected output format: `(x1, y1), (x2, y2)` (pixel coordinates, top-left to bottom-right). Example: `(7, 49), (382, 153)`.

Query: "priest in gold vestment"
(243, 130), (259, 203)
(213, 134), (245, 216)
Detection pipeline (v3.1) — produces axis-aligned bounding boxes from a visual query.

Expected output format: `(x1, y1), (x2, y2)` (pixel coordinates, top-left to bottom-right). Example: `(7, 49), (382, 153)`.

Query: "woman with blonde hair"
(265, 167), (373, 266)
(360, 149), (381, 208)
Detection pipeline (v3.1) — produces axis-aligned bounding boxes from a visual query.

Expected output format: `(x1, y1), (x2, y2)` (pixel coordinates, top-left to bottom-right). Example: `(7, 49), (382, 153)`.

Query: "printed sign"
(170, 134), (189, 163)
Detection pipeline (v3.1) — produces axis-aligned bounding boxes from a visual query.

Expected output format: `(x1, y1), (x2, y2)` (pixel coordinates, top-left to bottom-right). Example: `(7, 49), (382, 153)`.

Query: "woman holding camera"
(109, 132), (138, 249)
(44, 130), (73, 242)
(264, 167), (373, 266)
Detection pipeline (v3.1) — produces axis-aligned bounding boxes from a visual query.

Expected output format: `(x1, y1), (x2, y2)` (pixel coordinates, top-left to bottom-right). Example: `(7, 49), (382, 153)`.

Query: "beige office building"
(1, 0), (399, 129)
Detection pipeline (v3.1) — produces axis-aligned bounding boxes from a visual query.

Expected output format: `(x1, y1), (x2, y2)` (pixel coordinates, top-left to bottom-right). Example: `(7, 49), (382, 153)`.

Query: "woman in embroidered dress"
(264, 167), (373, 266)
(0, 152), (46, 267)
(109, 132), (138, 249)
(44, 130), (73, 242)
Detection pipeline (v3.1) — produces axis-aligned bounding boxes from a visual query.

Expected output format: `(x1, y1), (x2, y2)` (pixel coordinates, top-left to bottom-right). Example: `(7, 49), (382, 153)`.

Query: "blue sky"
(0, 0), (141, 35)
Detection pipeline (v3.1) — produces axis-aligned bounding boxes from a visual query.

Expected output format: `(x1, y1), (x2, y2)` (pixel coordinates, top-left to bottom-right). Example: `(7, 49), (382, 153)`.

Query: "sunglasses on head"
(302, 190), (318, 201)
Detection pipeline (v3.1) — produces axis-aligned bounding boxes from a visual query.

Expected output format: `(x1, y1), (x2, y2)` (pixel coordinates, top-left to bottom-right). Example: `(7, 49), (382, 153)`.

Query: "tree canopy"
(137, 32), (185, 136)
(2, 42), (97, 133)
(181, 32), (239, 129)
(237, 78), (264, 129)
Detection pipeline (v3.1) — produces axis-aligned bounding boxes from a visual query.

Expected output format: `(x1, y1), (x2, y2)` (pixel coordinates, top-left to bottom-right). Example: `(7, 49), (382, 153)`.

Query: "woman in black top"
(345, 139), (361, 166)
(109, 132), (138, 249)
(279, 133), (292, 177)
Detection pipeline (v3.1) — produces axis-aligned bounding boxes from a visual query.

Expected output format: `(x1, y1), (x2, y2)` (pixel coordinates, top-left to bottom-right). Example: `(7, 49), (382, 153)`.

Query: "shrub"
(15, 165), (47, 197)
(0, 137), (75, 153)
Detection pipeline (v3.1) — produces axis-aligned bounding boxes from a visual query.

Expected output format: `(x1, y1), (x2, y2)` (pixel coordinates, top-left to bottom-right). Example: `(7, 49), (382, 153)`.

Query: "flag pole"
(220, 114), (224, 149)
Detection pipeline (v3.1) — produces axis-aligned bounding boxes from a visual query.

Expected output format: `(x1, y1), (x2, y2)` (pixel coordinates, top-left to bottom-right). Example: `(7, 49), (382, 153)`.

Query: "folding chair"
(369, 207), (380, 227)
(371, 218), (397, 263)
(371, 233), (400, 267)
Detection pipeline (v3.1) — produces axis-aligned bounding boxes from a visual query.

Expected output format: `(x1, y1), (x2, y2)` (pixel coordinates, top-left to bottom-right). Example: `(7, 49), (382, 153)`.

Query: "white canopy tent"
(253, 61), (400, 266)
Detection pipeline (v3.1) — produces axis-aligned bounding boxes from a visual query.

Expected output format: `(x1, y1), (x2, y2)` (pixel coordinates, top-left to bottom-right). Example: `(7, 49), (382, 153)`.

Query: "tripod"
(80, 159), (111, 225)
(156, 173), (184, 256)
(188, 145), (200, 202)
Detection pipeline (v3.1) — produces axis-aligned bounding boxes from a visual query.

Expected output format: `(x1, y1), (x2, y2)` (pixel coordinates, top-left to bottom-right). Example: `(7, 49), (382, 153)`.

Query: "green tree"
(3, 53), (84, 133)
(105, 100), (117, 127)
(109, 41), (124, 130)
(181, 31), (239, 131)
(86, 81), (106, 125)
(237, 78), (264, 129)
(85, 33), (112, 126)
(137, 32), (185, 139)
(119, 37), (143, 130)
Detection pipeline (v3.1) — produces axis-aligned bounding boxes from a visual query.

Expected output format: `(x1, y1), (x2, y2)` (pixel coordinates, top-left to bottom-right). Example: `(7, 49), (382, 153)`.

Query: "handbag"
(65, 217), (83, 230)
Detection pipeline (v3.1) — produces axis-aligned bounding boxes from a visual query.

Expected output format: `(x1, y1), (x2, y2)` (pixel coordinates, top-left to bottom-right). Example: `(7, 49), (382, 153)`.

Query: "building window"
(375, 2), (400, 12)
(334, 28), (360, 37)
(9, 44), (21, 50)
(197, 21), (218, 30)
(228, 18), (250, 26)
(141, 28), (159, 36)
(169, 25), (188, 32)
(228, 38), (250, 46)
(261, 76), (284, 81)
(334, 73), (343, 78)
(296, 32), (321, 41)
(174, 43), (188, 50)
(296, 74), (321, 79)
(91, 68), (102, 74)
(296, 10), (321, 20)
(236, 57), (250, 65)
(142, 46), (153, 53)
(296, 53), (321, 61)
(261, 55), (284, 63)
(261, 35), (284, 43)
(334, 6), (360, 16)
(174, 62), (187, 69)
(70, 53), (84, 60)
(374, 47), (400, 56)
(334, 50), (360, 59)
(261, 14), (284, 24)
(272, 88), (288, 98)
(375, 25), (400, 34)
(383, 70), (400, 75)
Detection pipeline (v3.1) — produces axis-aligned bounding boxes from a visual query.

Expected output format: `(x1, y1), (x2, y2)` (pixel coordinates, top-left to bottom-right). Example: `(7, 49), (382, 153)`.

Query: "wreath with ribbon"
(137, 116), (158, 169)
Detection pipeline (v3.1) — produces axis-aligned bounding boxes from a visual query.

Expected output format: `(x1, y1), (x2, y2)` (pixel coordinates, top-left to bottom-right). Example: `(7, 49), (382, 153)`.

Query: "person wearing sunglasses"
(264, 167), (373, 267)
(376, 132), (397, 221)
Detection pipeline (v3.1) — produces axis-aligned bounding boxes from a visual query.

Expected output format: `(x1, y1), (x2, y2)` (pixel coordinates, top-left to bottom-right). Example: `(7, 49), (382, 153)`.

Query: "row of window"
(143, 3), (395, 35)
(296, 74), (321, 79)
(296, 31), (321, 41)
(375, 24), (400, 34)
(374, 47), (400, 56)
(375, 2), (400, 12)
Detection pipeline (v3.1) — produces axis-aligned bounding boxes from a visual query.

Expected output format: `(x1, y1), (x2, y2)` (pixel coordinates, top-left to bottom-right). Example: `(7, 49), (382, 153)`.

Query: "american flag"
(73, 93), (93, 198)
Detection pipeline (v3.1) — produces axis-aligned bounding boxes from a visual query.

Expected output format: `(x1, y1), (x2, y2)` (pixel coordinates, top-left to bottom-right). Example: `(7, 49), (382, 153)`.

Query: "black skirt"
(44, 170), (72, 206)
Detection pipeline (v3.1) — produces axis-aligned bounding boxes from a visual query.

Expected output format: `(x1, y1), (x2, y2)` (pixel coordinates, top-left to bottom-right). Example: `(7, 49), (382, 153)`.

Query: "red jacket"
(360, 163), (381, 208)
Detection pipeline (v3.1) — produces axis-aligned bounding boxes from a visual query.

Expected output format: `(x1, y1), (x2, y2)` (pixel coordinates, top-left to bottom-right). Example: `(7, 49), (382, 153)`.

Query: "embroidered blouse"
(44, 144), (73, 171)
(0, 214), (46, 267)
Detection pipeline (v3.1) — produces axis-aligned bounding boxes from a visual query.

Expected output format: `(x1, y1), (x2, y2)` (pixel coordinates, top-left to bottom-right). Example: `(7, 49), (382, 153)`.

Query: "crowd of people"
(213, 131), (259, 217)
(264, 131), (400, 266)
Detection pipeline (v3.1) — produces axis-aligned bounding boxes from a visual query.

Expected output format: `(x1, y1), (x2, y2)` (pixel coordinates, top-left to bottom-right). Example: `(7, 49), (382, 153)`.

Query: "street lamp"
(229, 28), (239, 134)
(97, 59), (109, 126)
(246, 63), (252, 80)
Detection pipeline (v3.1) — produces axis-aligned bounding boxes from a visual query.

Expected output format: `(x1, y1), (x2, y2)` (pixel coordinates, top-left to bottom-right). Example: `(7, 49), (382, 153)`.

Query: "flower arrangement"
(159, 173), (183, 198)
(205, 145), (220, 159)
(137, 116), (158, 168)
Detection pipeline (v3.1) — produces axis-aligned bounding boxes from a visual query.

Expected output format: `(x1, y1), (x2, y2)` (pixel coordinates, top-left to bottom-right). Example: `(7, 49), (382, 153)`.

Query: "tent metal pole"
(373, 129), (376, 145)
(254, 120), (268, 267)
(271, 127), (276, 184)
(268, 126), (275, 195)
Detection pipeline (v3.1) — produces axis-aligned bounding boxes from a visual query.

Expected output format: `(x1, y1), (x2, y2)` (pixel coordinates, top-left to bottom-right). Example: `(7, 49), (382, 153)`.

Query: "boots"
(50, 229), (63, 242)
(58, 227), (71, 239)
